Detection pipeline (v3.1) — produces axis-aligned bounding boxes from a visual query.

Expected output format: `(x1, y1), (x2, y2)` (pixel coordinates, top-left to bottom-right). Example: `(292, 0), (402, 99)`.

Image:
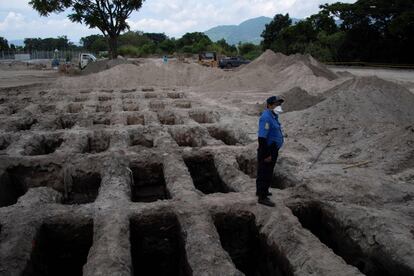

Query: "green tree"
(308, 11), (338, 35)
(119, 31), (151, 47)
(238, 42), (262, 60)
(144, 33), (167, 43)
(139, 41), (157, 55)
(29, 0), (145, 59)
(321, 0), (414, 63)
(261, 13), (292, 50)
(0, 37), (9, 51)
(214, 39), (237, 56)
(23, 38), (41, 52)
(176, 32), (212, 53)
(80, 34), (108, 52)
(159, 39), (176, 54)
(24, 36), (76, 51)
(118, 45), (140, 57)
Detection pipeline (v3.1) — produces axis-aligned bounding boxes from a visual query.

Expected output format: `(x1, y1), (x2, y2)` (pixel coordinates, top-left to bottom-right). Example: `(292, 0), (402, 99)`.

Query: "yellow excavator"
(198, 52), (218, 67)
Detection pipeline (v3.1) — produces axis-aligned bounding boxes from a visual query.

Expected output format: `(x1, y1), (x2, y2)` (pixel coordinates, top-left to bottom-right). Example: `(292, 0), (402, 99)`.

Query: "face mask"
(274, 106), (283, 113)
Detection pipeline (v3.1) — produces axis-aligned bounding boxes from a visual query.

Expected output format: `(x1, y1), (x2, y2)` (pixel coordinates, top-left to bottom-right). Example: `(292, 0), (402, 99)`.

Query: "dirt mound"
(58, 51), (342, 94)
(287, 76), (414, 134)
(305, 55), (338, 81)
(81, 58), (132, 75)
(283, 76), (414, 171)
(56, 61), (222, 89)
(242, 50), (287, 70)
(280, 87), (324, 112)
(241, 50), (338, 81)
(200, 50), (342, 94)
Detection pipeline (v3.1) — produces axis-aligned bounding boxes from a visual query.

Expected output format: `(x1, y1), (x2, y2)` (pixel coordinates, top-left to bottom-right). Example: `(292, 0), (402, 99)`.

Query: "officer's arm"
(258, 117), (271, 158)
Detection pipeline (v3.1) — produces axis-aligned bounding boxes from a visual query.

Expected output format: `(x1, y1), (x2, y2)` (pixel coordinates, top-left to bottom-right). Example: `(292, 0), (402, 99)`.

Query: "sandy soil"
(0, 69), (58, 88)
(329, 66), (414, 93)
(0, 51), (413, 276)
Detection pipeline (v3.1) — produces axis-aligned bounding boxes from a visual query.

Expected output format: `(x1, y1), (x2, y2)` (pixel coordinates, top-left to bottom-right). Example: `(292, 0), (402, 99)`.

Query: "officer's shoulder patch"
(265, 122), (270, 130)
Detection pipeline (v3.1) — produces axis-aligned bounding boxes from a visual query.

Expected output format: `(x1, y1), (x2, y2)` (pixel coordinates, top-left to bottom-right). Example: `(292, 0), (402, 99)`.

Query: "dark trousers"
(256, 145), (278, 197)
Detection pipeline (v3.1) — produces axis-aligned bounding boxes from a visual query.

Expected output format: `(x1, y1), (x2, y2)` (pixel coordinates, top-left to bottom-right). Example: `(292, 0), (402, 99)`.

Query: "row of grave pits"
(0, 85), (46, 98)
(8, 207), (404, 276)
(1, 152), (249, 207)
(65, 99), (192, 114)
(15, 212), (293, 276)
(0, 148), (301, 210)
(0, 109), (223, 133)
(60, 87), (179, 94)
(0, 125), (248, 154)
(0, 97), (191, 118)
(0, 154), (407, 275)
(67, 90), (185, 107)
(0, 87), (183, 103)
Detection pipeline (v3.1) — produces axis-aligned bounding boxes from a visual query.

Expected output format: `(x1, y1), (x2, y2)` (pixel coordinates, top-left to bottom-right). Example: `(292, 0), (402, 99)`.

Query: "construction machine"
(198, 52), (218, 67)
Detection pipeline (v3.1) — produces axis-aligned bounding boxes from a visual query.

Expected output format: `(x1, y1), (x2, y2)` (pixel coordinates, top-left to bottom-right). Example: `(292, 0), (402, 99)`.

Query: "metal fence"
(0, 50), (86, 61)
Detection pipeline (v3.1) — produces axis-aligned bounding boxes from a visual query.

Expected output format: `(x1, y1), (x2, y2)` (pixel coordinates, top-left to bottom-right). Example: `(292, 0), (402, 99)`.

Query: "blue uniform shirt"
(258, 109), (284, 149)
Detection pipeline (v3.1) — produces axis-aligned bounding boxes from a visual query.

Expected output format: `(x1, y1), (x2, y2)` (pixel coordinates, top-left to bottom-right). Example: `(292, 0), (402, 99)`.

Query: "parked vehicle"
(219, 56), (250, 69)
(79, 53), (97, 69)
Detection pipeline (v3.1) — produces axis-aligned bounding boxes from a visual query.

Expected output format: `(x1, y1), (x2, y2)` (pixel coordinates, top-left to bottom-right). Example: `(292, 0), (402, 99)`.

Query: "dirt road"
(329, 66), (414, 92)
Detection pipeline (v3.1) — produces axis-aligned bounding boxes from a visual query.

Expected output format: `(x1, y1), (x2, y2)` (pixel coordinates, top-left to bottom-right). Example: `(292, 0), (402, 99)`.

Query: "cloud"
(0, 11), (99, 42)
(128, 0), (357, 37)
(0, 0), (33, 13)
(1, 0), (358, 41)
(0, 11), (25, 29)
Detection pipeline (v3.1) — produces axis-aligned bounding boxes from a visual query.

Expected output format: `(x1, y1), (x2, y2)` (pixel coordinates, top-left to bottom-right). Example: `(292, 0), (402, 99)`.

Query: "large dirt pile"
(243, 50), (338, 81)
(56, 61), (222, 89)
(283, 76), (414, 174)
(56, 50), (344, 94)
(279, 87), (324, 112)
(80, 58), (132, 75)
(200, 50), (343, 94)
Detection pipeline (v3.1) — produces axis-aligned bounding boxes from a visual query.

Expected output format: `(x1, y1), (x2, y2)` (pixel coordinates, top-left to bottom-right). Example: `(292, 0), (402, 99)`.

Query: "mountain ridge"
(204, 16), (301, 45)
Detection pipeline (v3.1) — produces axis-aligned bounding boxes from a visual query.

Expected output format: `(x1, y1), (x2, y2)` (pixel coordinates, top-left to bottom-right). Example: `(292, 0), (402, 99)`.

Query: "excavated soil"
(0, 50), (413, 276)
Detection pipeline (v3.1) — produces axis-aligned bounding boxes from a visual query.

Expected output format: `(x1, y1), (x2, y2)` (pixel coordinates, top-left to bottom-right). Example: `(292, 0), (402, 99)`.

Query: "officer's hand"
(264, 156), (272, 163)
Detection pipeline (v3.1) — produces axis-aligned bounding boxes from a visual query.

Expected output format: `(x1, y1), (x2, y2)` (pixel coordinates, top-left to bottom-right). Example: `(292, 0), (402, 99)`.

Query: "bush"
(140, 42), (157, 56)
(305, 42), (333, 62)
(159, 39), (176, 54)
(118, 45), (140, 57)
(239, 43), (263, 60)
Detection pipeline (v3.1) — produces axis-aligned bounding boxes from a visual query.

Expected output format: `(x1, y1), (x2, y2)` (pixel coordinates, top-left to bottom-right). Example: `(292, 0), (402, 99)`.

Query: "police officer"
(256, 96), (284, 207)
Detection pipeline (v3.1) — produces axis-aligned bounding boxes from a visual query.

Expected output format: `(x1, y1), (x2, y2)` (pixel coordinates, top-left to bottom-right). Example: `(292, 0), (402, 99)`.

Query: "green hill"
(204, 16), (301, 45)
(204, 16), (271, 45)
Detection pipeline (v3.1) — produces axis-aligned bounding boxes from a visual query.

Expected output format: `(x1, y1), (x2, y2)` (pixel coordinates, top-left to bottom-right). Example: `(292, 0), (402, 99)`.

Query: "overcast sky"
(0, 0), (356, 43)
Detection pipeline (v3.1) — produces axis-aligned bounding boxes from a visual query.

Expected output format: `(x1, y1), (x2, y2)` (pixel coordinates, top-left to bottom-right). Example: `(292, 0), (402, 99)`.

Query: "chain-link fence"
(0, 50), (86, 62)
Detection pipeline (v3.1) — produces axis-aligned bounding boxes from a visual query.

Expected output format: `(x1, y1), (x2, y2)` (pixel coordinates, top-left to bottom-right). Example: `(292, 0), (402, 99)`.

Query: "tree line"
(80, 31), (262, 59)
(0, 32), (261, 60)
(6, 0), (411, 63)
(261, 0), (414, 63)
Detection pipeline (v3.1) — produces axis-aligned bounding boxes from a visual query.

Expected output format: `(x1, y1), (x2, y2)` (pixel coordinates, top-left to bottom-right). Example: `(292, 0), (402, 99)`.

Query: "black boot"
(258, 197), (275, 207)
